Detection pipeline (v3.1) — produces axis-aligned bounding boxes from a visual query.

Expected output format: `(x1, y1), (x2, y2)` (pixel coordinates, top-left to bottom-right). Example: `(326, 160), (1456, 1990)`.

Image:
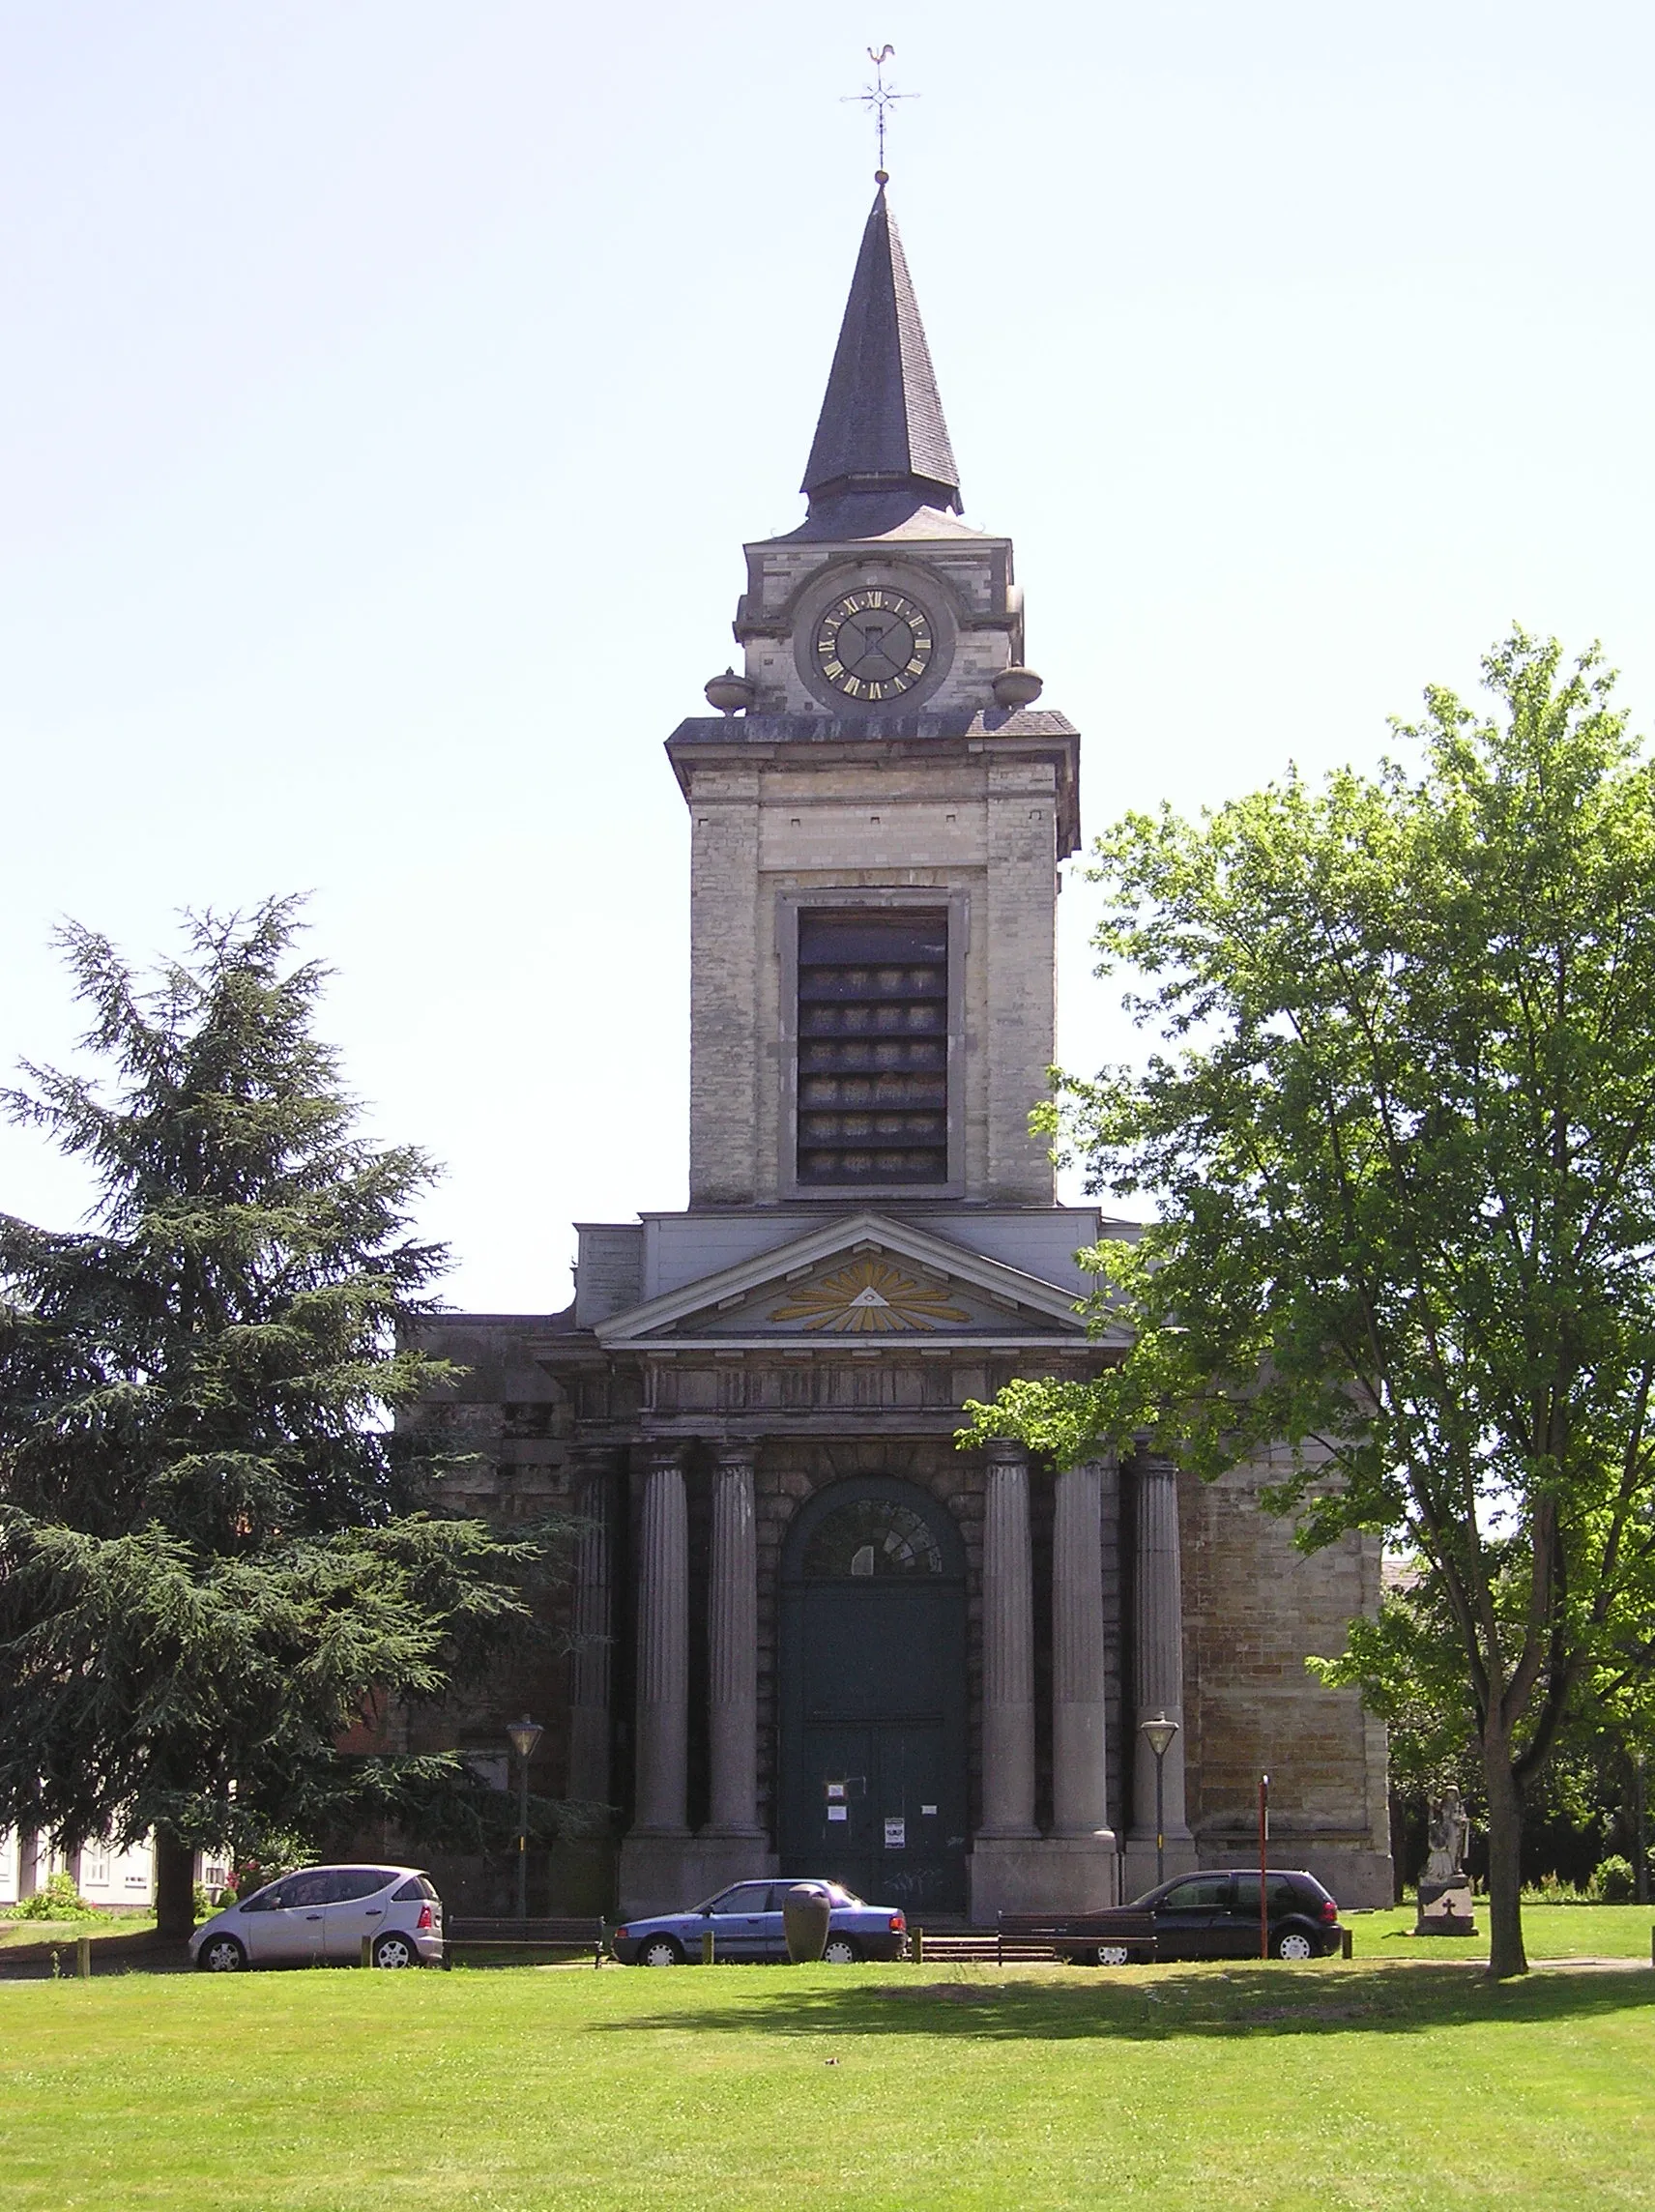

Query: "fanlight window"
(801, 1498), (944, 1578)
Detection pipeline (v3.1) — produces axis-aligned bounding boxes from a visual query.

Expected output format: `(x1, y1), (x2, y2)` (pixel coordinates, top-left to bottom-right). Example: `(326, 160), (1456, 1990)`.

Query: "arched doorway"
(779, 1476), (968, 1913)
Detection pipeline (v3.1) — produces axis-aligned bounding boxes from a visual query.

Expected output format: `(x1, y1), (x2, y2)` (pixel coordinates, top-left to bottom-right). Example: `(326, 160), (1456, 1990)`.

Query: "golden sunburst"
(769, 1257), (972, 1334)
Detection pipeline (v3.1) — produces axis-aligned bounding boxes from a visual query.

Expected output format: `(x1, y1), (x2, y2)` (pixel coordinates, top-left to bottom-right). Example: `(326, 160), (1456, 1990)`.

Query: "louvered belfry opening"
(796, 908), (949, 1185)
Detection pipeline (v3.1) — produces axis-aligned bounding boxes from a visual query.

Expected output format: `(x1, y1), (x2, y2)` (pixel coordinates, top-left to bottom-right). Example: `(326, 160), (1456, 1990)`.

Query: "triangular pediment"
(594, 1211), (1128, 1350)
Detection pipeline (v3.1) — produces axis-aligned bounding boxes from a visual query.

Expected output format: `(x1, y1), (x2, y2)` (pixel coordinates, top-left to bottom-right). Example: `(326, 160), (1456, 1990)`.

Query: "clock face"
(813, 589), (936, 701)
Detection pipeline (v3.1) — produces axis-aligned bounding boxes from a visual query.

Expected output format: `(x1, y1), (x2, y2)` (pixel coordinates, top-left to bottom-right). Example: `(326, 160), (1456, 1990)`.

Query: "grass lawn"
(1351, 1902), (1655, 1963)
(0, 1913), (154, 1953)
(4, 1957), (1655, 2211)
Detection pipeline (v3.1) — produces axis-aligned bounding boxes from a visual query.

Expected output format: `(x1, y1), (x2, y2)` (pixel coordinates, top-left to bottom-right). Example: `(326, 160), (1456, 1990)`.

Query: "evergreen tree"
(0, 899), (541, 1939)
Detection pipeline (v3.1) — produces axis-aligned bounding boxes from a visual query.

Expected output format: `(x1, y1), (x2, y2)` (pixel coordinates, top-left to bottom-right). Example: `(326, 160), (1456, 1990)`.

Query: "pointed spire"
(800, 185), (961, 521)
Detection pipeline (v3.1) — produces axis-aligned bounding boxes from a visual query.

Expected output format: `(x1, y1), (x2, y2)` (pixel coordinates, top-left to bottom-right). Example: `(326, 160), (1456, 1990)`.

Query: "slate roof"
(799, 185), (962, 520)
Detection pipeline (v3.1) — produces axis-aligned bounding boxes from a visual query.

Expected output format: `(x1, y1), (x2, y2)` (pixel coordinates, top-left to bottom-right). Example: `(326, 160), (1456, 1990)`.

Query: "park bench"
(907, 1929), (1061, 1964)
(442, 1915), (608, 1967)
(998, 1910), (1160, 1965)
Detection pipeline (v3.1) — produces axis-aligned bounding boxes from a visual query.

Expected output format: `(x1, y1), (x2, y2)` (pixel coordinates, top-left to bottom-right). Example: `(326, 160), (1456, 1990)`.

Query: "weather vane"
(843, 44), (915, 182)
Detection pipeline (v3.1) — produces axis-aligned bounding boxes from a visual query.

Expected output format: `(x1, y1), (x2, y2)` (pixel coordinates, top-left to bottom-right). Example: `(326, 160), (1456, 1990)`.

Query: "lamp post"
(507, 1717), (543, 1924)
(1636, 1749), (1649, 1907)
(1258, 1771), (1270, 1961)
(1139, 1712), (1180, 1887)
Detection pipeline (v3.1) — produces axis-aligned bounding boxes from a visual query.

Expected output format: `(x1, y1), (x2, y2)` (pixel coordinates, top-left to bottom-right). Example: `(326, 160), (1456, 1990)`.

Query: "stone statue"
(1415, 1784), (1475, 1935)
(1423, 1786), (1469, 1884)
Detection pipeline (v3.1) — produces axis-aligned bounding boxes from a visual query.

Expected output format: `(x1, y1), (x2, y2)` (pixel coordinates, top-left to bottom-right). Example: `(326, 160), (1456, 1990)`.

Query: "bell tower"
(671, 183), (1081, 1212)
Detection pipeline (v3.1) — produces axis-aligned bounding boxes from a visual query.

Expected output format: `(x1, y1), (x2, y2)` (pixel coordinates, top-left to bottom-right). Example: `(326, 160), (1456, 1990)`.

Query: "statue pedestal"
(1414, 1877), (1476, 1935)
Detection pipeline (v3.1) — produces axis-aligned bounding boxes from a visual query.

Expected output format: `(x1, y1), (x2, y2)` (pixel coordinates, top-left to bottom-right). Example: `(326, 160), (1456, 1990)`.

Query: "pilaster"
(707, 1444), (763, 1838)
(1126, 1454), (1196, 1894)
(566, 1450), (617, 1808)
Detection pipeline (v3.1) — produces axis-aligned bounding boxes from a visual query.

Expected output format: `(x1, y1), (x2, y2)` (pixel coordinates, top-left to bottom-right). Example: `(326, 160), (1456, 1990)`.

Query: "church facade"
(407, 186), (1393, 1921)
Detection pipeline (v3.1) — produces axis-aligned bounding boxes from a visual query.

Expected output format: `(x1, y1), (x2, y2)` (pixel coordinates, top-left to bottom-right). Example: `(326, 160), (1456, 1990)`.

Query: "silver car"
(190, 1864), (444, 1971)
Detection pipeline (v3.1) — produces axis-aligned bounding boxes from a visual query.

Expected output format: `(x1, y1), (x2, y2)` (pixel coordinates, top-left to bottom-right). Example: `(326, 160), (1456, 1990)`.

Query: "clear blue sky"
(3, 0), (1651, 1310)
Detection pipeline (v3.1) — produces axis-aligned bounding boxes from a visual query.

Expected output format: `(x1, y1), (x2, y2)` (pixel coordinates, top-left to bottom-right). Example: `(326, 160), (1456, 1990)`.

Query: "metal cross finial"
(843, 43), (915, 182)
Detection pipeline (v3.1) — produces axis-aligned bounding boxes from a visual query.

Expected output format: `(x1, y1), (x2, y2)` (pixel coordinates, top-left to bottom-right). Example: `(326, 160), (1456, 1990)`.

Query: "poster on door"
(884, 1818), (906, 1848)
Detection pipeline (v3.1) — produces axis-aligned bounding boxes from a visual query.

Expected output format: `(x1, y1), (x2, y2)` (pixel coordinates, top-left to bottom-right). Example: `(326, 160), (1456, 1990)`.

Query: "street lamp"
(1140, 1711), (1180, 1887)
(1636, 1749), (1648, 1908)
(507, 1717), (543, 1924)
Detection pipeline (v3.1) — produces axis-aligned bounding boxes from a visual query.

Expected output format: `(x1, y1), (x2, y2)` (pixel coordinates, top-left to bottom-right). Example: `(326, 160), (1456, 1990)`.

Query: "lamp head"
(506, 1717), (543, 1762)
(1139, 1712), (1179, 1761)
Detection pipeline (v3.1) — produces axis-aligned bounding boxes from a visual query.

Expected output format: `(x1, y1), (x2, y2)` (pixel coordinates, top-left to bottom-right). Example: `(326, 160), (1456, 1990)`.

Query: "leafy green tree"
(966, 631), (1655, 1977)
(1331, 1557), (1655, 1895)
(0, 899), (544, 1939)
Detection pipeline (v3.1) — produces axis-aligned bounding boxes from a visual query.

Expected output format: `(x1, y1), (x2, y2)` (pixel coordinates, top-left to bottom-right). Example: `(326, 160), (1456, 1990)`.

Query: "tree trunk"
(153, 1831), (196, 1943)
(1481, 1730), (1528, 1978)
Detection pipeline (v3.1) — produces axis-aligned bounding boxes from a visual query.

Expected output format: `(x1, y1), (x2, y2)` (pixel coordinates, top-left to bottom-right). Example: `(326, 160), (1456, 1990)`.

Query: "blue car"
(613, 1878), (908, 1965)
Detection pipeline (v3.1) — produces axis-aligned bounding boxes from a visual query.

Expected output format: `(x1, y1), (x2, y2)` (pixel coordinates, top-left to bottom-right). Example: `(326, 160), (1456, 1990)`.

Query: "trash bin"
(783, 1882), (831, 1964)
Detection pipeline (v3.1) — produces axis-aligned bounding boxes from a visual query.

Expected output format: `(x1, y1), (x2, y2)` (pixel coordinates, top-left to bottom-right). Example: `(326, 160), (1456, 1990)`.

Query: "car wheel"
(196, 1935), (248, 1973)
(371, 1932), (421, 1969)
(1096, 1945), (1131, 1967)
(822, 1936), (859, 1965)
(638, 1936), (684, 1966)
(1273, 1929), (1316, 1963)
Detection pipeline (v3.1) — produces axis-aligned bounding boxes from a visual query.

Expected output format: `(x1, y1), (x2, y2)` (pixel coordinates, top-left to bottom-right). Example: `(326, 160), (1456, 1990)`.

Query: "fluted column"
(631, 1446), (689, 1835)
(980, 1441), (1037, 1837)
(1053, 1459), (1116, 1841)
(566, 1452), (616, 1806)
(1131, 1455), (1191, 1844)
(706, 1443), (762, 1836)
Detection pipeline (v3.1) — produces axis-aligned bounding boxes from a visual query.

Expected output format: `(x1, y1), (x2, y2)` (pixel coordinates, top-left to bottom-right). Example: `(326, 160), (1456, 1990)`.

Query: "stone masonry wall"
(1179, 1455), (1393, 1908)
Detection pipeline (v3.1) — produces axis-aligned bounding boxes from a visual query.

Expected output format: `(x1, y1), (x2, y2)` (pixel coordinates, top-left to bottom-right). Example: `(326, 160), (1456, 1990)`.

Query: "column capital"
(641, 1441), (689, 1476)
(570, 1442), (622, 1492)
(712, 1441), (758, 1476)
(1132, 1449), (1178, 1479)
(984, 1436), (1030, 1470)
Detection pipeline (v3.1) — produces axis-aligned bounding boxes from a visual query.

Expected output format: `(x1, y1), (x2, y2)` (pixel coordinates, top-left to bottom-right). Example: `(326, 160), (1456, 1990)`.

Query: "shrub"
(1591, 1855), (1635, 1903)
(3, 1870), (98, 1922)
(1522, 1872), (1585, 1903)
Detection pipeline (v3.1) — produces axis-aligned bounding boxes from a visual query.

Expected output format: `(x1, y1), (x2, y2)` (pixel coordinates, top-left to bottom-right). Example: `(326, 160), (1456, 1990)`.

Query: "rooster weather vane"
(844, 44), (915, 182)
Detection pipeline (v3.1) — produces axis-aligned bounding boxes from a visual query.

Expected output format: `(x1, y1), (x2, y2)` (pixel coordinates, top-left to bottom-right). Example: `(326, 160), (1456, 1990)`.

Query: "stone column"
(1130, 1455), (1193, 1867)
(706, 1444), (762, 1837)
(979, 1441), (1037, 1837)
(631, 1445), (689, 1836)
(566, 1452), (616, 1807)
(1052, 1459), (1115, 1844)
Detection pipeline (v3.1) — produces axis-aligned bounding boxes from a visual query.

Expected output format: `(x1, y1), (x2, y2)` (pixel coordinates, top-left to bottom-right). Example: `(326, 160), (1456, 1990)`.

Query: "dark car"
(1049, 1869), (1342, 1965)
(612, 1879), (908, 1965)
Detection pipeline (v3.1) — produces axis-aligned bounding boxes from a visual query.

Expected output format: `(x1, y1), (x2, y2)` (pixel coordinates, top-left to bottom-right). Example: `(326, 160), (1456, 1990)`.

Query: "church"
(407, 182), (1394, 1922)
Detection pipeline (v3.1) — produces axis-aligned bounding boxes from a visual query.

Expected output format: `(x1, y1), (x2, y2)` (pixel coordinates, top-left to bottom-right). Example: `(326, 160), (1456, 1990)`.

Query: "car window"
(239, 1883), (280, 1913)
(1232, 1876), (1301, 1913)
(392, 1876), (439, 1903)
(277, 1870), (337, 1909)
(1160, 1877), (1232, 1911)
(328, 1868), (395, 1902)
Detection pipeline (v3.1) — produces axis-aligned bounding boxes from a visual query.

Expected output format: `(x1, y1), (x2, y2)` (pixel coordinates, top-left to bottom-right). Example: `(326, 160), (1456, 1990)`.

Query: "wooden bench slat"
(447, 1918), (606, 1942)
